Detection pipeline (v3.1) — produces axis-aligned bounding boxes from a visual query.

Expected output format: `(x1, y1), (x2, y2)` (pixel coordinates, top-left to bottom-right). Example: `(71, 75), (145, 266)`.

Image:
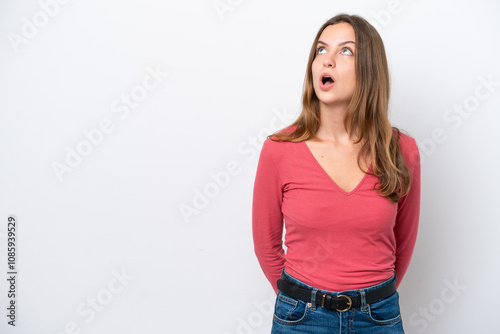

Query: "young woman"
(252, 13), (421, 333)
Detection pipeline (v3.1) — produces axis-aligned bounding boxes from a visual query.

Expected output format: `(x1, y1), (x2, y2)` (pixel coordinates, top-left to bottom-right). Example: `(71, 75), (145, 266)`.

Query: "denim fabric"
(271, 269), (404, 333)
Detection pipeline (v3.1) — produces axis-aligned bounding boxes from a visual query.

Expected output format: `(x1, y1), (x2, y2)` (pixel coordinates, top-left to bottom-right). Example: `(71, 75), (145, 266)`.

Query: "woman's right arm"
(252, 139), (285, 293)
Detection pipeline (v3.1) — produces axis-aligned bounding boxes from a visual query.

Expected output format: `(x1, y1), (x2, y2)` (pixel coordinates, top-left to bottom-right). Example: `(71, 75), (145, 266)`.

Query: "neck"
(316, 101), (359, 143)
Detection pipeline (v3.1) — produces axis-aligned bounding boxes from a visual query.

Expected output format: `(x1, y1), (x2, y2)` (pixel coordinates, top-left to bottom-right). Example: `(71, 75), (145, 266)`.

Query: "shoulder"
(265, 124), (298, 146)
(268, 124), (298, 140)
(262, 125), (301, 157)
(393, 128), (420, 167)
(395, 129), (417, 149)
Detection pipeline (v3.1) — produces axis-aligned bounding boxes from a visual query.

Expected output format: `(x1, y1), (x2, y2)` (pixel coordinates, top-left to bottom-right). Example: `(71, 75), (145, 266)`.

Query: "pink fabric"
(252, 126), (421, 293)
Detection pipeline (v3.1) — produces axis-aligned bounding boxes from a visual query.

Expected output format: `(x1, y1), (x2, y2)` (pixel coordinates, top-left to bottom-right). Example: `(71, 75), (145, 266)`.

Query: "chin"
(315, 91), (350, 105)
(317, 95), (342, 105)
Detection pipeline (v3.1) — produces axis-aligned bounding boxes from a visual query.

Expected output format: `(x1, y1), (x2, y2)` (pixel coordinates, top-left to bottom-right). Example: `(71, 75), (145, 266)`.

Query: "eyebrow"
(317, 40), (356, 47)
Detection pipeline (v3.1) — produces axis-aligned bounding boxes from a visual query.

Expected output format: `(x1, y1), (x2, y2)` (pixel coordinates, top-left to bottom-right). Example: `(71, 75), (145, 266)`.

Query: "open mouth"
(320, 73), (335, 89)
(322, 75), (334, 85)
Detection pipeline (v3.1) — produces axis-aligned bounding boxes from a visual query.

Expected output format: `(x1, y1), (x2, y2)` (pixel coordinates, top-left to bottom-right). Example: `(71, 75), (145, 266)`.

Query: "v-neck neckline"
(301, 140), (372, 196)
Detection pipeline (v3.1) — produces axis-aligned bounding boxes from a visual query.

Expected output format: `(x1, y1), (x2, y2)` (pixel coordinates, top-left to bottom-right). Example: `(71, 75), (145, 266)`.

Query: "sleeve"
(252, 139), (286, 293)
(394, 136), (421, 289)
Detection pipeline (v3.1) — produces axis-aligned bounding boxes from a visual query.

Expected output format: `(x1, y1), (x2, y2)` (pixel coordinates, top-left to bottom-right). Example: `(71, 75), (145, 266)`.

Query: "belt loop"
(360, 289), (367, 311)
(310, 288), (318, 310)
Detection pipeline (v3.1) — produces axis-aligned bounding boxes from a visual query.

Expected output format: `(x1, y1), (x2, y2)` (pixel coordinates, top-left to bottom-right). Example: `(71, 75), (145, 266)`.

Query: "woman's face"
(312, 22), (357, 109)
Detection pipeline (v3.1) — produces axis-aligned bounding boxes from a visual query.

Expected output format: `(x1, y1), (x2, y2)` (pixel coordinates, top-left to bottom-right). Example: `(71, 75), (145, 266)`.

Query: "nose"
(323, 57), (335, 68)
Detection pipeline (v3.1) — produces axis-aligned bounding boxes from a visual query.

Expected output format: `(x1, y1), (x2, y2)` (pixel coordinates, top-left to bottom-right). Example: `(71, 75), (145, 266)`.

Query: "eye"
(341, 47), (353, 55)
(316, 46), (327, 55)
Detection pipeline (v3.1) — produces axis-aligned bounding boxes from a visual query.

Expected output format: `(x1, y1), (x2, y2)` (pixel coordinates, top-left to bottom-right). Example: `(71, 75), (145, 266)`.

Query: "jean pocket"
(364, 291), (402, 325)
(273, 291), (311, 325)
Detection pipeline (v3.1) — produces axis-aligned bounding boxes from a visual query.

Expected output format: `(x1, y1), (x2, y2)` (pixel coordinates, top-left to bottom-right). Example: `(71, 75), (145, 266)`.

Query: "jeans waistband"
(280, 269), (397, 297)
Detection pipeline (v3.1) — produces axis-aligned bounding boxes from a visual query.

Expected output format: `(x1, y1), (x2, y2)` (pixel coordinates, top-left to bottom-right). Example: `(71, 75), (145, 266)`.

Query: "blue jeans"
(271, 270), (404, 333)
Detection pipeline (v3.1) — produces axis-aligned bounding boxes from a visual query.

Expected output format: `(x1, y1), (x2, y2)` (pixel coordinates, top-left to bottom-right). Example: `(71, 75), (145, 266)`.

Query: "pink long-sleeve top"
(252, 125), (421, 293)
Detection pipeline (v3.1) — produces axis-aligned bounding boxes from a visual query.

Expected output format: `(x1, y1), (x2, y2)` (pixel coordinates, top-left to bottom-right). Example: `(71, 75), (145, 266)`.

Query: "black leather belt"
(276, 274), (397, 312)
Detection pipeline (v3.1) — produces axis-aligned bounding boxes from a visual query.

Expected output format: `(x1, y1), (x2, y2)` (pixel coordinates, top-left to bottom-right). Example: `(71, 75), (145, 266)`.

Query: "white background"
(1, 0), (499, 333)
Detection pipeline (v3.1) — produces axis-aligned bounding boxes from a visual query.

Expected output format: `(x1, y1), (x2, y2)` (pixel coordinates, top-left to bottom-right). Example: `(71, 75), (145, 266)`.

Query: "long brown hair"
(268, 13), (411, 203)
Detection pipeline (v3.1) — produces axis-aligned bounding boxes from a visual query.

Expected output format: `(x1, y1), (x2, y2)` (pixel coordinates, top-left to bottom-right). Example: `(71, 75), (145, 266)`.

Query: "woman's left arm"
(394, 136), (421, 288)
